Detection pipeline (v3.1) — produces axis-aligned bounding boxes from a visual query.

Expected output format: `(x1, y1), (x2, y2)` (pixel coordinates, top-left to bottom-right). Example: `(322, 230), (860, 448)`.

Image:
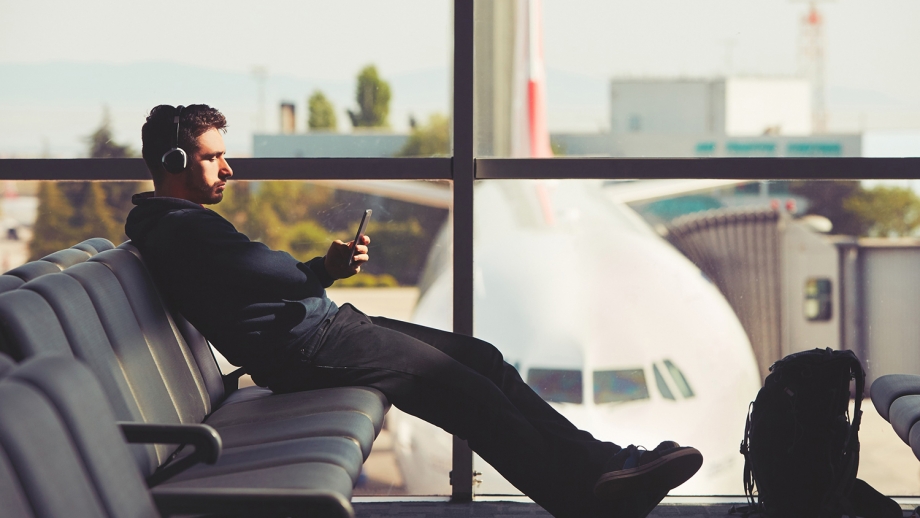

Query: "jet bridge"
(665, 208), (841, 380)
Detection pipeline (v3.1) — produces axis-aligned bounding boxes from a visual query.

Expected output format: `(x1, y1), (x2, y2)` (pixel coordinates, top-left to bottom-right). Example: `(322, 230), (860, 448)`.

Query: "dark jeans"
(269, 304), (621, 518)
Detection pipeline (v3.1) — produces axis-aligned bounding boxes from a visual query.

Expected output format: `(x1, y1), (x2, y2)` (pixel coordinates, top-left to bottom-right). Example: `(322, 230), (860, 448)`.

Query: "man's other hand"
(324, 234), (370, 279)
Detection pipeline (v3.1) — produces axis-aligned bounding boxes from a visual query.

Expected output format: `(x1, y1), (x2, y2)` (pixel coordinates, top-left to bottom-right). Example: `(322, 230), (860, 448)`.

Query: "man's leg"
(368, 314), (621, 487)
(274, 305), (614, 517)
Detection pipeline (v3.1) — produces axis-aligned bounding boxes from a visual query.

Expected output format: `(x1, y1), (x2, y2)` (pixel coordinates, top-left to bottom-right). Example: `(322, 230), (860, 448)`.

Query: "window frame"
(1, 0), (919, 502)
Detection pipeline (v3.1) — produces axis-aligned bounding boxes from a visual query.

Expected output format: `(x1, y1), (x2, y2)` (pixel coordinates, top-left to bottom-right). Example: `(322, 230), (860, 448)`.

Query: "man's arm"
(170, 212), (330, 300)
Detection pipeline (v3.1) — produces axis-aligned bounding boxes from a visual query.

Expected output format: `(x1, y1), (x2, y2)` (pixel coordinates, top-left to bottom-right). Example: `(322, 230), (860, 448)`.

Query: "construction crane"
(792, 0), (835, 134)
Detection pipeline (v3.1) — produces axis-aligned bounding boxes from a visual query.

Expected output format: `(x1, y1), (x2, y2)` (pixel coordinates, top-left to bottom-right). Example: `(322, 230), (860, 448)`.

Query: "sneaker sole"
(593, 447), (703, 499)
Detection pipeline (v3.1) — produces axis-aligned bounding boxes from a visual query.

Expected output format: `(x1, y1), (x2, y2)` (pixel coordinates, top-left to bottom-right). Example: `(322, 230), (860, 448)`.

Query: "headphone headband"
(161, 105), (188, 174)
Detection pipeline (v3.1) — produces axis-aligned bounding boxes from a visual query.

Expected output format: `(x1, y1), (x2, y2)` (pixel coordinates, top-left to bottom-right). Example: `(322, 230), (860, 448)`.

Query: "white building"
(550, 76), (862, 158)
(610, 77), (812, 137)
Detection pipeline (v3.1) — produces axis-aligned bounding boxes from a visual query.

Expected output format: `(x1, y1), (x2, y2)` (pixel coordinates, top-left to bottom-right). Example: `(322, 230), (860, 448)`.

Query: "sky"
(1, 0), (918, 156)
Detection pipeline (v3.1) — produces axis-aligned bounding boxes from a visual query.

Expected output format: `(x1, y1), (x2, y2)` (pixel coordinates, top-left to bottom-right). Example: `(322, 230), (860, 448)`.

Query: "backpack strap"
(734, 401), (765, 516)
(819, 352), (865, 518)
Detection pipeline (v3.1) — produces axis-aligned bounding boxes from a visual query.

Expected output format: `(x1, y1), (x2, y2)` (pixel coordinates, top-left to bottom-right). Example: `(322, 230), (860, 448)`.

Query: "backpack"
(733, 348), (901, 518)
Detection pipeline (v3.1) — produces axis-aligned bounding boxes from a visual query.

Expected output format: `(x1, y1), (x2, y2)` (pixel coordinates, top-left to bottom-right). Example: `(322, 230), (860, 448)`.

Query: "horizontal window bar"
(475, 158), (920, 180)
(0, 158), (453, 181)
(5, 157), (920, 181)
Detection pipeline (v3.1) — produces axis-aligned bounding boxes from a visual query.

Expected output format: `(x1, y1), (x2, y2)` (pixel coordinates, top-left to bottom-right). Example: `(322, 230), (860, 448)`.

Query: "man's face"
(184, 128), (232, 205)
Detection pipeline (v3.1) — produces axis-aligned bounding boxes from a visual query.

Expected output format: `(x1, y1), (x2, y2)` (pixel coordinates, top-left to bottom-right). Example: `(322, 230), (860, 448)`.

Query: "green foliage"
(347, 65), (391, 128)
(29, 182), (124, 260)
(215, 181), (337, 256)
(212, 181), (448, 287)
(789, 181), (866, 236)
(396, 114), (449, 157)
(86, 109), (134, 158)
(308, 91), (337, 131)
(843, 185), (920, 237)
(29, 182), (76, 259)
(791, 181), (920, 237)
(550, 139), (567, 156)
(29, 110), (144, 260)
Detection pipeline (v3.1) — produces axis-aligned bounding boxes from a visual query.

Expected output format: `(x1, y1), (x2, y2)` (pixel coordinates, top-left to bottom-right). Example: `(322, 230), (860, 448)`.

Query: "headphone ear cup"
(161, 148), (188, 174)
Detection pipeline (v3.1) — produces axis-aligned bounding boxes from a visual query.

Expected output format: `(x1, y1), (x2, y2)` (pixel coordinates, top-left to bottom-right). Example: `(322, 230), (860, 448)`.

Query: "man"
(126, 104), (703, 518)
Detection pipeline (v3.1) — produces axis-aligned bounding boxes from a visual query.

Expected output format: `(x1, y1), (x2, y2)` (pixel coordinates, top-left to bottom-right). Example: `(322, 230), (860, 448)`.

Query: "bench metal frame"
(1, 0), (919, 502)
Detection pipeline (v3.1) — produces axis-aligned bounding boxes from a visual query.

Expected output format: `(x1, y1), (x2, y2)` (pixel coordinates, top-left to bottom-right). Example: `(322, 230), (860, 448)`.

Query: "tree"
(843, 185), (920, 237)
(86, 108), (134, 158)
(308, 91), (337, 131)
(347, 65), (391, 128)
(789, 181), (866, 236)
(29, 182), (76, 259)
(29, 109), (142, 259)
(395, 114), (449, 157)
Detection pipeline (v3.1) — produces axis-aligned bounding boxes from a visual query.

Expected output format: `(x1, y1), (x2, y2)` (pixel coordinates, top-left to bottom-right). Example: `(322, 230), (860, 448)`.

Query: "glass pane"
(652, 364), (676, 401)
(663, 360), (695, 398)
(12, 178), (452, 497)
(469, 177), (920, 498)
(474, 1), (920, 158)
(527, 368), (583, 404)
(1, 1), (451, 158)
(593, 369), (650, 404)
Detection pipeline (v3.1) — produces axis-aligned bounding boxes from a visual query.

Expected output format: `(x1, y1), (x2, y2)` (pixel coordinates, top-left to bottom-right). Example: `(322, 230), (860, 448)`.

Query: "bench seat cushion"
(211, 410), (378, 458)
(206, 386), (388, 434)
(888, 394), (920, 444)
(871, 374), (920, 422)
(157, 462), (357, 500)
(169, 436), (364, 484)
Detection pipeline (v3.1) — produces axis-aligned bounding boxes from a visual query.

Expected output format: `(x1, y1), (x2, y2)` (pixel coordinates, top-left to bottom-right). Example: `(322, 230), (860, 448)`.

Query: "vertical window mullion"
(450, 0), (475, 503)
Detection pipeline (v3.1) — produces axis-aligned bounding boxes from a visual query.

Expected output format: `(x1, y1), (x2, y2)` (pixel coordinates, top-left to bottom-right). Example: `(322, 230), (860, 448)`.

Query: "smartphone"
(348, 209), (372, 266)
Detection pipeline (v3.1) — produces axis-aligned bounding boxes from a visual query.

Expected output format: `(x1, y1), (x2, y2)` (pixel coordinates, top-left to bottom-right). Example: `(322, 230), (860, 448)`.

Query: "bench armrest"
(222, 367), (247, 394)
(151, 487), (354, 518)
(117, 422), (222, 487)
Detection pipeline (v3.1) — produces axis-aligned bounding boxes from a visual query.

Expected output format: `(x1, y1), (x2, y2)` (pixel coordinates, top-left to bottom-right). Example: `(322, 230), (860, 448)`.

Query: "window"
(653, 364), (675, 401)
(805, 277), (833, 321)
(594, 369), (650, 404)
(3, 0), (920, 502)
(526, 368), (583, 404)
(663, 360), (695, 399)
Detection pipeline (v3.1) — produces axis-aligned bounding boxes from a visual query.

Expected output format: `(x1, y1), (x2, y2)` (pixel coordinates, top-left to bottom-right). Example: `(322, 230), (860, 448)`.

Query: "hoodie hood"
(125, 192), (206, 245)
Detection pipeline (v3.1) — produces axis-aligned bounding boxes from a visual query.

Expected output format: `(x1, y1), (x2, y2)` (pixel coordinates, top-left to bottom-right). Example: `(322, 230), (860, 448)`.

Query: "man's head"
(141, 104), (232, 204)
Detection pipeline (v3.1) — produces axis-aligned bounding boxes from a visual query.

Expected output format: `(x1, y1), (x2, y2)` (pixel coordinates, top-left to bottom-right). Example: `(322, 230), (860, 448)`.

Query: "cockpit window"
(593, 369), (650, 404)
(527, 369), (583, 404)
(653, 364), (675, 400)
(663, 359), (695, 398)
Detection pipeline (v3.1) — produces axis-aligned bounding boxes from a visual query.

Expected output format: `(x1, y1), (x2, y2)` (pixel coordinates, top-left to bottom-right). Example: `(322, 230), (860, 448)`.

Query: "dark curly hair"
(141, 104), (227, 184)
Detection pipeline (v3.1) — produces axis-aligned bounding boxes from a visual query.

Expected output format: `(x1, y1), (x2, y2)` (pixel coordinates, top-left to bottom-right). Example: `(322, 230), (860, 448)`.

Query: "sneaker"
(593, 441), (703, 500)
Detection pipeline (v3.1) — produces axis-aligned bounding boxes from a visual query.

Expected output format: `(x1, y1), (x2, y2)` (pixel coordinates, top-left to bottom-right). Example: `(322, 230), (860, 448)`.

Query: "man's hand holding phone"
(324, 209), (372, 280)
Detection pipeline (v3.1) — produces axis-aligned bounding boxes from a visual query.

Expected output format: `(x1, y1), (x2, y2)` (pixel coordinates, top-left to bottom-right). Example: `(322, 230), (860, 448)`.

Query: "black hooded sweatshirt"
(125, 192), (338, 385)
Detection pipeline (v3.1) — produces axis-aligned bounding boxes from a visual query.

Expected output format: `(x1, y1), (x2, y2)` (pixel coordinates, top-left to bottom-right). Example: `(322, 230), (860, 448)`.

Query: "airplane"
(219, 0), (763, 498)
(381, 0), (761, 496)
(383, 178), (762, 496)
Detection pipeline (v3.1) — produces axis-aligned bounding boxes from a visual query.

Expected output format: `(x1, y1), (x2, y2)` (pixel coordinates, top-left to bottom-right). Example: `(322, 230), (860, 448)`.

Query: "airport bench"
(0, 238), (389, 517)
(0, 353), (353, 518)
(870, 374), (920, 461)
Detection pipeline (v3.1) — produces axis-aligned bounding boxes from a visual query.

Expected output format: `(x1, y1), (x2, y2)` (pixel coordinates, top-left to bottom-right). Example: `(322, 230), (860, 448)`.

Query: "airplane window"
(526, 368), (583, 404)
(593, 369), (650, 404)
(805, 277), (833, 321)
(652, 364), (675, 401)
(663, 360), (695, 398)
